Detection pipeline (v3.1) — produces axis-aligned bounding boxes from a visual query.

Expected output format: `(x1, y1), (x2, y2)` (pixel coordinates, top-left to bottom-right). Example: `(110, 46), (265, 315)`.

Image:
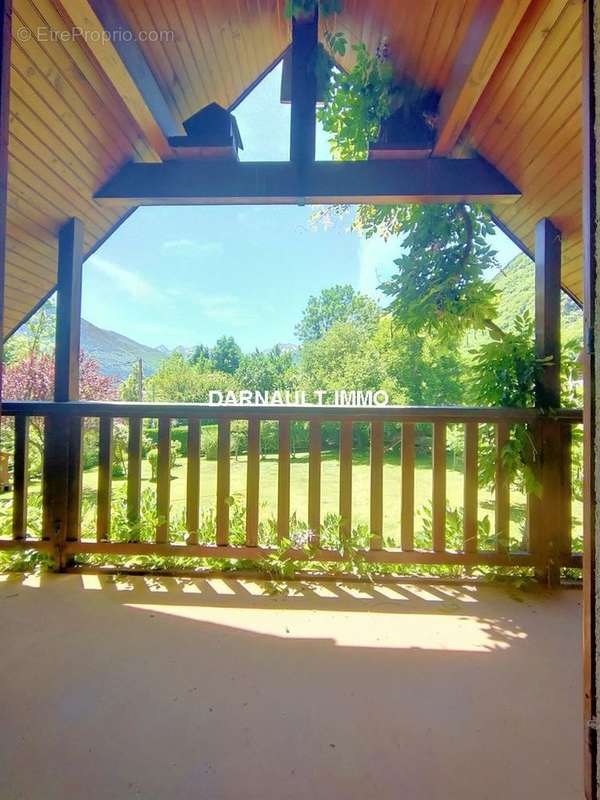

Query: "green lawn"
(1, 448), (581, 551)
(69, 450), (583, 550)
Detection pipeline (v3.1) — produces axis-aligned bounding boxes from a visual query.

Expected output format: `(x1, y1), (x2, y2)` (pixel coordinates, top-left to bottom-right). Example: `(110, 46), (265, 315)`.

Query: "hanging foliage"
(318, 42), (394, 159)
(369, 203), (500, 339)
(284, 0), (343, 19)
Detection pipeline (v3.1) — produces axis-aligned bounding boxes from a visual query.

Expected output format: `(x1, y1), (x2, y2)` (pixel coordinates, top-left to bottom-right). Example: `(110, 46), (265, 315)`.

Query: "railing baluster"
(216, 419), (230, 545)
(96, 416), (113, 542)
(127, 417), (142, 538)
(495, 422), (510, 554)
(401, 422), (415, 551)
(370, 420), (384, 550)
(12, 415), (29, 540)
(66, 417), (83, 543)
(246, 418), (260, 546)
(432, 422), (446, 552)
(156, 417), (171, 543)
(463, 422), (478, 553)
(339, 419), (353, 550)
(277, 418), (291, 541)
(308, 419), (321, 545)
(559, 421), (572, 557)
(186, 419), (200, 545)
(42, 415), (59, 542)
(2, 401), (579, 574)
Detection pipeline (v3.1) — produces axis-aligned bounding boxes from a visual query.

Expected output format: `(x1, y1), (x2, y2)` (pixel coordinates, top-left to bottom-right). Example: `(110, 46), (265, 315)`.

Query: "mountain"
(491, 254), (583, 344)
(81, 319), (167, 380)
(80, 325), (303, 380)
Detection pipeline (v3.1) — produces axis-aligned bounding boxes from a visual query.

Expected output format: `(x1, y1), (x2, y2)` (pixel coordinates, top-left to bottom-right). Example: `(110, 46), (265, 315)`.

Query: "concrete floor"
(0, 574), (583, 800)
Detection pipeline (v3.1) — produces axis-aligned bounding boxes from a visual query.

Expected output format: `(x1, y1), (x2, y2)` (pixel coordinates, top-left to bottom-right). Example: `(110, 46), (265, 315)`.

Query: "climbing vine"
(284, 0), (343, 19)
(312, 24), (578, 496)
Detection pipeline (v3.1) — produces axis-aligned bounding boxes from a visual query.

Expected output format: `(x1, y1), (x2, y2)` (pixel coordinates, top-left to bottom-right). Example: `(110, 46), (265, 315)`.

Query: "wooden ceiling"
(4, 0), (583, 337)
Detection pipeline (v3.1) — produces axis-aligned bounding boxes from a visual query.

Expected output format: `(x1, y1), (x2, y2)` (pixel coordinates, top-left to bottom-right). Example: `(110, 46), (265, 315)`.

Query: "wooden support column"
(55, 219), (84, 402)
(290, 10), (318, 166)
(582, 0), (597, 793)
(43, 218), (85, 568)
(0, 0), (12, 410)
(532, 217), (562, 587)
(535, 218), (562, 407)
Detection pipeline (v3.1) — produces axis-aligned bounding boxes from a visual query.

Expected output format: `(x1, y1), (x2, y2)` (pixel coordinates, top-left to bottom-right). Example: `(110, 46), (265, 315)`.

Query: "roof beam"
(290, 11), (318, 165)
(433, 0), (533, 156)
(89, 0), (183, 138)
(54, 0), (172, 161)
(94, 157), (520, 206)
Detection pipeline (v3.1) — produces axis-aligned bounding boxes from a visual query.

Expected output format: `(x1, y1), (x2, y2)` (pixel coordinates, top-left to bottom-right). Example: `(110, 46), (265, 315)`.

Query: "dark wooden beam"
(290, 11), (318, 164)
(582, 0), (598, 794)
(43, 219), (84, 567)
(95, 157), (520, 205)
(534, 217), (561, 408)
(90, 0), (182, 138)
(55, 218), (84, 402)
(0, 0), (11, 398)
(433, 0), (532, 156)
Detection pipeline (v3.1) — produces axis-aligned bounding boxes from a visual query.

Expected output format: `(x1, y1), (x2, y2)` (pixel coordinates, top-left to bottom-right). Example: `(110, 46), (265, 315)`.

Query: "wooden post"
(290, 10), (317, 166)
(535, 218), (561, 407)
(533, 217), (562, 587)
(55, 219), (84, 402)
(0, 0), (12, 417)
(582, 0), (597, 794)
(43, 218), (85, 568)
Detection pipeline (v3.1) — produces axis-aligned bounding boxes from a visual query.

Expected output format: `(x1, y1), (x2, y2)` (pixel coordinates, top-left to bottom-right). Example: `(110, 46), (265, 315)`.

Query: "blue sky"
(81, 63), (521, 352)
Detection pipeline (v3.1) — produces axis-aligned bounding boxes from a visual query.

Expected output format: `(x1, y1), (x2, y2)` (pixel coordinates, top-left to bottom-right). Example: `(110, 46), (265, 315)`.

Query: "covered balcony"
(0, 0), (594, 797)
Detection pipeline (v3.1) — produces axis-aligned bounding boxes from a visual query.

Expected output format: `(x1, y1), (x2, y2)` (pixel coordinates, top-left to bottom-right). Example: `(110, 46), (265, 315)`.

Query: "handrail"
(0, 401), (584, 582)
(0, 400), (584, 423)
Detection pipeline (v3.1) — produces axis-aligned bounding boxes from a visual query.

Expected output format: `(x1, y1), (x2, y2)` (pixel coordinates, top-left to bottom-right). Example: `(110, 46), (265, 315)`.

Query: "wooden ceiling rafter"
(433, 0), (534, 155)
(53, 0), (171, 161)
(0, 0), (586, 336)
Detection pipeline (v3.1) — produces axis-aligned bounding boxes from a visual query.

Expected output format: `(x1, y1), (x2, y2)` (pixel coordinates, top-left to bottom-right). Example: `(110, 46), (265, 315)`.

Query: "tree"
(120, 361), (144, 401)
(295, 284), (380, 343)
(235, 346), (296, 393)
(2, 351), (118, 477)
(146, 352), (238, 402)
(211, 336), (242, 374)
(299, 320), (387, 395)
(3, 351), (117, 402)
(374, 316), (465, 406)
(3, 297), (56, 365)
(190, 344), (211, 369)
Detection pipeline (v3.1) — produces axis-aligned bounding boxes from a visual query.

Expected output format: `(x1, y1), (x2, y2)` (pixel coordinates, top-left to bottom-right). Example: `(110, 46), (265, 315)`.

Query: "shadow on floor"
(0, 575), (583, 800)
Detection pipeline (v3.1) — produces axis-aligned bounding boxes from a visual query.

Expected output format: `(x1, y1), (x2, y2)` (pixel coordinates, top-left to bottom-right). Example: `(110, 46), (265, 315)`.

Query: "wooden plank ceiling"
(4, 0), (582, 337)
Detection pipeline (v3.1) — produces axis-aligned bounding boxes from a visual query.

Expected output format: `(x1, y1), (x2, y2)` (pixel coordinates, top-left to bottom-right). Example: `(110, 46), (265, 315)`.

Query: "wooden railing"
(0, 401), (583, 581)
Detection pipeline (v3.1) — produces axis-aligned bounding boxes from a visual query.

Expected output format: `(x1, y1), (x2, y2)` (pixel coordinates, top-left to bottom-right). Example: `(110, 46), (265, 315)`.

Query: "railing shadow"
(0, 572), (583, 800)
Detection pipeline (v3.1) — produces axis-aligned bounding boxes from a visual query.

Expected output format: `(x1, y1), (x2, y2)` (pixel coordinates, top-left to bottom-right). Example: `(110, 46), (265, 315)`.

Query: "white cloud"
(87, 256), (159, 302)
(161, 239), (224, 257)
(190, 291), (255, 326)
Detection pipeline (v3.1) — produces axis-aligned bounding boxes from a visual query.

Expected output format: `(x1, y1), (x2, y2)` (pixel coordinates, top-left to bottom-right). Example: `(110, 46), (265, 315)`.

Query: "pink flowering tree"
(3, 351), (117, 402)
(2, 352), (118, 476)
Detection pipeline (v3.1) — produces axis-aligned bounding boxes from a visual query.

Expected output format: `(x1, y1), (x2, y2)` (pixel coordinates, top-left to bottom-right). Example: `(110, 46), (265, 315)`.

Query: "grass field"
(66, 450), (583, 550)
(0, 446), (582, 553)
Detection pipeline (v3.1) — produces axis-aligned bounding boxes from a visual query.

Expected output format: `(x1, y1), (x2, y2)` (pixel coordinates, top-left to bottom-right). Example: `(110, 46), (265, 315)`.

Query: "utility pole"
(137, 358), (143, 402)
